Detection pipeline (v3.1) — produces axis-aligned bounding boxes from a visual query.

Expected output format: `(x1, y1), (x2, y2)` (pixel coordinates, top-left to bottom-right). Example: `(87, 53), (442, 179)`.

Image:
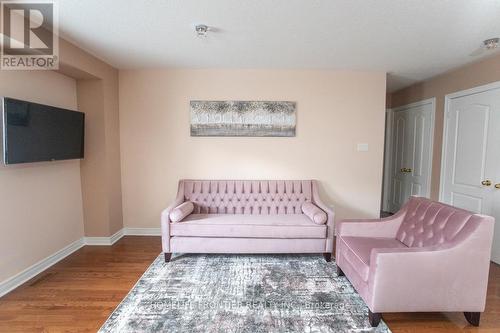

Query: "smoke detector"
(483, 38), (499, 50)
(195, 24), (209, 37)
(470, 37), (499, 56)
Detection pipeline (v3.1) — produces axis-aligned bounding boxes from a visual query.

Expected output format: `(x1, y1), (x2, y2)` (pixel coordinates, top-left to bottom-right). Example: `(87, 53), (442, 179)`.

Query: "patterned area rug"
(99, 254), (391, 333)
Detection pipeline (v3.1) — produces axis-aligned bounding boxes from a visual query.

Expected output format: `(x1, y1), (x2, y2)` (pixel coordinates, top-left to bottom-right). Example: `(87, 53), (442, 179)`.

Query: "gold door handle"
(481, 180), (492, 186)
(400, 168), (406, 172)
(406, 168), (412, 173)
(495, 183), (500, 189)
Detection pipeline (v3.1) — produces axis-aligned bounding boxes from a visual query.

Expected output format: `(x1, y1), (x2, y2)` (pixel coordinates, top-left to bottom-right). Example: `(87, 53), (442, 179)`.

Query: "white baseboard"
(83, 228), (160, 244)
(0, 238), (85, 298)
(0, 227), (160, 298)
(124, 227), (161, 236)
(84, 228), (124, 246)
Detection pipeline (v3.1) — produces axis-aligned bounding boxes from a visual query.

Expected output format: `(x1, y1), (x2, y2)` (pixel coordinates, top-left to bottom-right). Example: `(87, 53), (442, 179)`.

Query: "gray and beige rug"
(99, 254), (391, 333)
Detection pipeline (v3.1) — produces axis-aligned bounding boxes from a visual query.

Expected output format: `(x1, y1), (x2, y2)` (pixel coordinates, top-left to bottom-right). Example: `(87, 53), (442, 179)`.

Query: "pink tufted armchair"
(336, 196), (494, 327)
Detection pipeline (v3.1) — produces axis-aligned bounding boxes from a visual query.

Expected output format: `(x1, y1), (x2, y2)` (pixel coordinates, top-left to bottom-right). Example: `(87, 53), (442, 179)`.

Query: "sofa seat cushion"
(339, 236), (407, 281)
(170, 214), (326, 238)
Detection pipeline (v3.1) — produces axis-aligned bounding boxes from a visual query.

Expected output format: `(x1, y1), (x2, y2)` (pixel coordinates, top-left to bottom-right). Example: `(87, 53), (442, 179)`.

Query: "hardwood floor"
(0, 236), (499, 332)
(0, 236), (160, 332)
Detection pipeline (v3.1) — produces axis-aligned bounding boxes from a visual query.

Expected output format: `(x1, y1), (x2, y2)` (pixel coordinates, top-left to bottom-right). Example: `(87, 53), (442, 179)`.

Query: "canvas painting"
(190, 101), (296, 137)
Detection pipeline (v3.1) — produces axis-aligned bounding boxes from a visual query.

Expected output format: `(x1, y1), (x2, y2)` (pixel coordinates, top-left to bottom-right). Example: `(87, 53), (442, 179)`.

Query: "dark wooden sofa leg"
(336, 266), (344, 276)
(164, 253), (172, 263)
(464, 312), (481, 326)
(368, 310), (382, 327)
(323, 252), (332, 262)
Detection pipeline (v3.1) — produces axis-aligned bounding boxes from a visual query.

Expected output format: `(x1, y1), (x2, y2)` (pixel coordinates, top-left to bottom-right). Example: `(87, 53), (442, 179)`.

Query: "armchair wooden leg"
(336, 266), (344, 276)
(323, 252), (332, 262)
(164, 253), (172, 263)
(464, 312), (481, 326)
(368, 310), (382, 327)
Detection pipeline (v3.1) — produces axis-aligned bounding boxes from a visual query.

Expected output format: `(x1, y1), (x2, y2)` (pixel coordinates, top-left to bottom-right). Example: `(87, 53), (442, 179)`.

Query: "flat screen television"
(2, 97), (85, 164)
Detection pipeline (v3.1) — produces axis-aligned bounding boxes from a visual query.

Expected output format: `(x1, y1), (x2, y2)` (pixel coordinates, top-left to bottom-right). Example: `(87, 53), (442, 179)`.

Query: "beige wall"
(76, 79), (109, 235)
(390, 53), (500, 200)
(59, 39), (123, 237)
(0, 70), (84, 282)
(0, 38), (123, 286)
(119, 69), (387, 228)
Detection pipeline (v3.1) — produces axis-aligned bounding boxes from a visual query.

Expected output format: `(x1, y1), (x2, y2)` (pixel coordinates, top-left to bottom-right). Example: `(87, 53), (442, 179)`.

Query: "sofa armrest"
(367, 216), (494, 312)
(161, 182), (186, 253)
(311, 180), (335, 253)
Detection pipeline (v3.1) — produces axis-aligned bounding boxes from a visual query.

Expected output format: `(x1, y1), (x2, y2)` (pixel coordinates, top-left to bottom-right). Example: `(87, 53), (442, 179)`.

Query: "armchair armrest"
(311, 180), (335, 253)
(367, 216), (494, 312)
(336, 211), (405, 238)
(337, 199), (416, 238)
(161, 182), (185, 253)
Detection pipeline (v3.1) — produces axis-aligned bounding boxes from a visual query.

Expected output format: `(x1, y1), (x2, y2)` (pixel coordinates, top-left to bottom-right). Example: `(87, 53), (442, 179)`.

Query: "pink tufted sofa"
(161, 180), (334, 261)
(336, 196), (495, 327)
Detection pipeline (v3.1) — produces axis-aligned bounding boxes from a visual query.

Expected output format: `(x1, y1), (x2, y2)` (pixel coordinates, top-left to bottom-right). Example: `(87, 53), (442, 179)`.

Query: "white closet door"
(441, 84), (500, 263)
(389, 110), (411, 211)
(389, 100), (435, 212)
(406, 104), (434, 197)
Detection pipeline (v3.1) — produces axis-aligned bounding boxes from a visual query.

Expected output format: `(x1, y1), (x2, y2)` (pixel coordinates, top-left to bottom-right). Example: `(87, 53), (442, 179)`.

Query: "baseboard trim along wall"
(83, 228), (125, 246)
(0, 227), (161, 298)
(0, 238), (85, 297)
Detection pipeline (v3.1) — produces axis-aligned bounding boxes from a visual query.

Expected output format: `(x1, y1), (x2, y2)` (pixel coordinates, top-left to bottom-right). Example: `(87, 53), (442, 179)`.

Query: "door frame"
(439, 80), (500, 202)
(385, 98), (436, 211)
(382, 108), (393, 212)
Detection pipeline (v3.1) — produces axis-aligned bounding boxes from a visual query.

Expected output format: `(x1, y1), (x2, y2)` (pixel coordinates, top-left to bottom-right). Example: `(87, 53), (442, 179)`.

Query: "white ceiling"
(55, 0), (500, 92)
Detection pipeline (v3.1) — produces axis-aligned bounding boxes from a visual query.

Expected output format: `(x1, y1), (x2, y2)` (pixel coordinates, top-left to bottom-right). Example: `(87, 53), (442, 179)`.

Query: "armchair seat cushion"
(339, 236), (407, 281)
(170, 214), (326, 238)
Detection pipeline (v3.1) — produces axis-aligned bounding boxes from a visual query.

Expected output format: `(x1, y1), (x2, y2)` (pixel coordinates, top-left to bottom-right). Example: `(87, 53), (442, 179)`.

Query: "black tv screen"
(2, 98), (84, 164)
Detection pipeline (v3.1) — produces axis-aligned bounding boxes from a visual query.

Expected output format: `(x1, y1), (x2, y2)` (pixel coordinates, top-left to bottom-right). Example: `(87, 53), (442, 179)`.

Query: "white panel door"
(389, 110), (411, 211)
(388, 100), (435, 212)
(441, 85), (500, 264)
(407, 104), (434, 197)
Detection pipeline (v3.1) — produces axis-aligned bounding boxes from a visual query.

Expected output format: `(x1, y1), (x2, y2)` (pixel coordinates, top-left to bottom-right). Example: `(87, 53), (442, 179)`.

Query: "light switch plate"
(357, 143), (369, 152)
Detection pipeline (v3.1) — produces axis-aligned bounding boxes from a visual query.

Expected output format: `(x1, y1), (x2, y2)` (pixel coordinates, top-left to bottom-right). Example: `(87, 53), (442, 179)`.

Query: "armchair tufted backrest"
(396, 197), (476, 248)
(181, 180), (313, 215)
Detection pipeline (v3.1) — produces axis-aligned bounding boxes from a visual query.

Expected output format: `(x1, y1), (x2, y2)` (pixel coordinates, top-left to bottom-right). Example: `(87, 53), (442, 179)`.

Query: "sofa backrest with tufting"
(181, 180), (315, 215)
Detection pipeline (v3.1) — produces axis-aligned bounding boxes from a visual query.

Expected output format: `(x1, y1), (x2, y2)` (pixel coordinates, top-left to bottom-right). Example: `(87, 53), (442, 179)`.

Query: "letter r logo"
(2, 2), (54, 55)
